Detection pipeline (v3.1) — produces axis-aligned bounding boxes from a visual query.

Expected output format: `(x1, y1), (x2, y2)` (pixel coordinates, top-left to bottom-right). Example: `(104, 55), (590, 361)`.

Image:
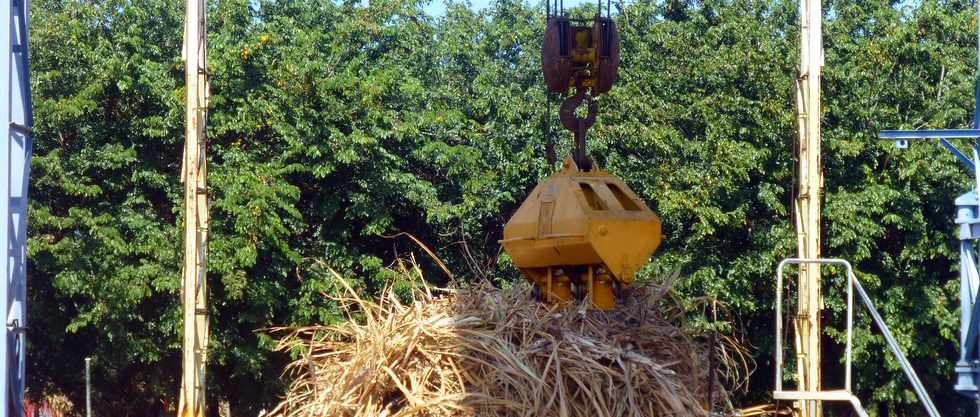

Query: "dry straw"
(267, 267), (746, 417)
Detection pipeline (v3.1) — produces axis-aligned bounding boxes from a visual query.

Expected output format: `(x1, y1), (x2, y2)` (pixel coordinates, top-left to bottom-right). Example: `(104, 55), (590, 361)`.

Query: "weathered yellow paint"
(502, 158), (662, 309)
(590, 271), (616, 311)
(794, 0), (824, 415)
(178, 0), (210, 415)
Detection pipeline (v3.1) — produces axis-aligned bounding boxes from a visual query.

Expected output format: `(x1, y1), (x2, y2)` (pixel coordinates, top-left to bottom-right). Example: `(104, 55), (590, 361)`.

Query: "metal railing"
(775, 258), (941, 417)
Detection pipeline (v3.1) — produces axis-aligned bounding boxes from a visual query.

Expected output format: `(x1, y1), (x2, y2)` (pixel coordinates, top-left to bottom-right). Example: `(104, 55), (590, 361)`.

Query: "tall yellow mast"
(178, 0), (209, 414)
(793, 0), (823, 416)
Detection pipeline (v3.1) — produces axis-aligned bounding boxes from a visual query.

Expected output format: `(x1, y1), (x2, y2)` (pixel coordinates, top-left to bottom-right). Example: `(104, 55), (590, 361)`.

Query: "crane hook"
(558, 90), (597, 171)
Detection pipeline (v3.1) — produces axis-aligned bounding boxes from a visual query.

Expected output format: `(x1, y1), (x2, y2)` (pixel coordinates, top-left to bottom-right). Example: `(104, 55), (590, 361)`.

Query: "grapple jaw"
(501, 159), (662, 309)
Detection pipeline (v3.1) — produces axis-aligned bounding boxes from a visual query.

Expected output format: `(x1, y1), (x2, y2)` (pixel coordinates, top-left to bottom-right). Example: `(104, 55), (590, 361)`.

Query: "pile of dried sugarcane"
(266, 270), (746, 417)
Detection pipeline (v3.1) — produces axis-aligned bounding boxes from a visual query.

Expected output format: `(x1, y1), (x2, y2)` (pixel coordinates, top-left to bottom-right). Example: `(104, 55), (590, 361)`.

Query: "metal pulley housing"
(541, 15), (620, 95)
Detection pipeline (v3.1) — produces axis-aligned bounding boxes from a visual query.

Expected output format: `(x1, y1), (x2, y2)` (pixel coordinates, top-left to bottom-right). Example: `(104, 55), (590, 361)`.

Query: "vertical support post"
(794, 0), (823, 416)
(85, 357), (92, 417)
(177, 0), (209, 416)
(2, 0), (32, 415)
(955, 189), (980, 400)
(973, 6), (980, 412)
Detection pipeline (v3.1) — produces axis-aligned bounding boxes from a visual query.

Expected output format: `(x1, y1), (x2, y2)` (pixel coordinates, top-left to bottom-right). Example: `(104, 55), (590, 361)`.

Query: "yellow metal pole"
(178, 0), (209, 415)
(793, 0), (823, 416)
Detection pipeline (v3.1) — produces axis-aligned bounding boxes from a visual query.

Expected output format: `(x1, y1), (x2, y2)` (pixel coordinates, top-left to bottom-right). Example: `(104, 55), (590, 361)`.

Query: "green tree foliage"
(22, 0), (980, 415)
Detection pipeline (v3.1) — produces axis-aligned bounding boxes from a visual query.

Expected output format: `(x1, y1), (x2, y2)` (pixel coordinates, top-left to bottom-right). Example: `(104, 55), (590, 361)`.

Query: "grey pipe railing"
(775, 258), (941, 417)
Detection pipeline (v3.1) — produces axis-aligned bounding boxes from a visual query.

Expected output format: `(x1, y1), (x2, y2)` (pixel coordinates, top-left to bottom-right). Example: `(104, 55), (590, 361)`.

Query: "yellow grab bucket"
(501, 159), (662, 309)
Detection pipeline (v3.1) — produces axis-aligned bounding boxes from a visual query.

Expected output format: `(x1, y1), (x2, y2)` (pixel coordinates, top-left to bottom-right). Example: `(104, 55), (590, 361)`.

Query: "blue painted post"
(2, 0), (32, 415)
(954, 191), (980, 399)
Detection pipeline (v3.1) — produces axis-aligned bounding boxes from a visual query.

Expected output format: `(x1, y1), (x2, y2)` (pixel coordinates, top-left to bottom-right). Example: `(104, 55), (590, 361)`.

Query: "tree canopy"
(23, 0), (980, 415)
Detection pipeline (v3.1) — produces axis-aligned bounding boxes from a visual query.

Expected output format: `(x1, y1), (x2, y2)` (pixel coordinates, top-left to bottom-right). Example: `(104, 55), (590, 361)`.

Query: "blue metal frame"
(2, 0), (31, 415)
(951, 177), (980, 400)
(881, 124), (980, 400)
(880, 129), (980, 139)
(878, 17), (980, 399)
